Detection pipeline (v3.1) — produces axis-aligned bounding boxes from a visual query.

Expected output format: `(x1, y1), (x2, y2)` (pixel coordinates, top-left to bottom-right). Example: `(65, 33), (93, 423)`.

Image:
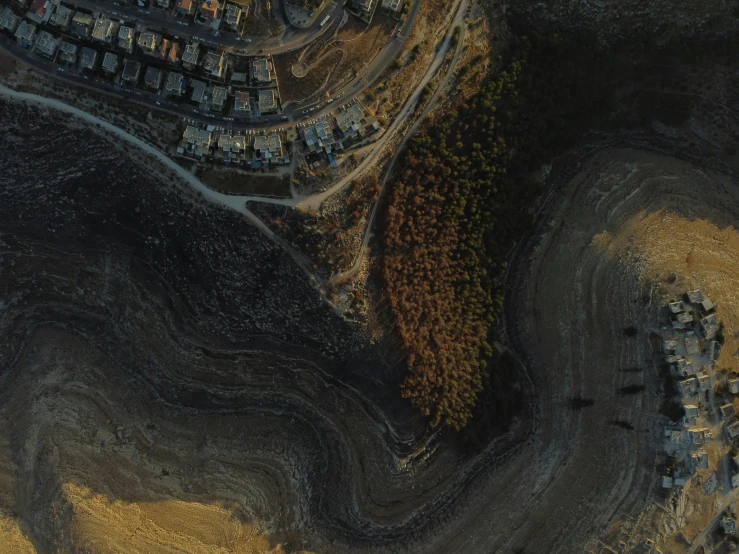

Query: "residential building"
(0, 7), (20, 32)
(145, 66), (162, 89)
(692, 450), (709, 470)
(678, 377), (698, 397)
(662, 475), (673, 489)
(722, 516), (737, 535)
(217, 134), (246, 164)
(137, 31), (162, 54)
(303, 120), (336, 155)
(353, 0), (372, 14)
(70, 11), (93, 39)
(49, 4), (72, 29)
(190, 78), (207, 102)
(251, 57), (272, 84)
(698, 374), (711, 391)
(253, 134), (284, 164)
(167, 42), (179, 64)
(710, 341), (722, 361)
(165, 71), (184, 95)
(727, 421), (739, 439)
(180, 125), (213, 157)
(13, 0), (30, 9)
(102, 52), (119, 73)
(203, 50), (226, 78)
(199, 0), (222, 20)
(257, 89), (278, 113)
(155, 0), (171, 9)
(182, 42), (200, 68)
(685, 334), (700, 355)
(122, 58), (141, 83)
(79, 46), (98, 69)
(730, 378), (739, 395)
(34, 30), (58, 57)
(176, 0), (196, 16)
(118, 26), (135, 53)
(689, 428), (708, 445)
(687, 290), (705, 304)
(733, 473), (739, 489)
(26, 0), (51, 24)
(224, 3), (241, 29)
(676, 358), (694, 378)
(381, 0), (402, 10)
(684, 405), (699, 419)
(59, 41), (77, 63)
(92, 17), (118, 44)
(210, 85), (227, 110)
(233, 91), (251, 113)
(669, 301), (686, 314)
(14, 21), (37, 47)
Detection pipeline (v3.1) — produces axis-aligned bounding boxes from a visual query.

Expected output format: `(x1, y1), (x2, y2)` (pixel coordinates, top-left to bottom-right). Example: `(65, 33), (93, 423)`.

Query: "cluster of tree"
(382, 30), (625, 430)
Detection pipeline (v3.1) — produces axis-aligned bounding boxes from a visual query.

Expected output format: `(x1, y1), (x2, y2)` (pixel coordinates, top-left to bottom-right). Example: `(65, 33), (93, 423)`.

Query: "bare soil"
(201, 166), (292, 197)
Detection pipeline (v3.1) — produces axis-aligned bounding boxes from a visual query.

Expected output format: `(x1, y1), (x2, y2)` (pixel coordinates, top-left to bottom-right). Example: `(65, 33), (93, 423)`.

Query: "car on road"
(57, 67), (64, 72)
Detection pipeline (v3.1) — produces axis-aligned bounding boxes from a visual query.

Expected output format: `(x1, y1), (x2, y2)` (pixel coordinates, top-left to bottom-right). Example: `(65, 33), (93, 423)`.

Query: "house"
(137, 31), (162, 54)
(233, 90), (251, 113)
(209, 85), (227, 110)
(92, 16), (118, 43)
(726, 420), (739, 440)
(26, 0), (51, 23)
(118, 26), (135, 53)
(144, 66), (162, 89)
(203, 50), (225, 78)
(176, 0), (196, 16)
(679, 377), (698, 397)
(701, 314), (719, 340)
(663, 339), (679, 352)
(335, 103), (366, 140)
(676, 359), (694, 378)
(688, 428), (708, 445)
(199, 0), (222, 20)
(167, 42), (179, 64)
(70, 11), (93, 38)
(730, 379), (739, 395)
(180, 125), (213, 157)
(224, 3), (242, 29)
(353, 0), (373, 14)
(182, 42), (200, 68)
(251, 57), (272, 83)
(303, 120), (336, 155)
(669, 301), (686, 314)
(669, 429), (684, 444)
(122, 58), (141, 83)
(253, 133), (284, 163)
(102, 52), (119, 73)
(257, 89), (278, 113)
(381, 0), (402, 10)
(217, 134), (246, 164)
(34, 30), (58, 57)
(720, 404), (736, 420)
(0, 7), (20, 33)
(165, 72), (184, 95)
(676, 312), (693, 325)
(685, 334), (700, 355)
(722, 516), (737, 535)
(709, 341), (722, 361)
(79, 46), (97, 69)
(14, 21), (37, 47)
(190, 78), (207, 102)
(692, 450), (709, 470)
(59, 41), (77, 63)
(49, 4), (72, 29)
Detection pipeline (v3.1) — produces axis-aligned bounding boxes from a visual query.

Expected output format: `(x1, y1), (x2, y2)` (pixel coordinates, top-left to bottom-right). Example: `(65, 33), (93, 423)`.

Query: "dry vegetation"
(201, 166), (292, 197)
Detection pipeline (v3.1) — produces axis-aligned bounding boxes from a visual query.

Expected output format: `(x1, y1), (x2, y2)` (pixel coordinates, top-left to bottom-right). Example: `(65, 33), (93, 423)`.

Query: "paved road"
(328, 0), (468, 284)
(0, 0), (422, 128)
